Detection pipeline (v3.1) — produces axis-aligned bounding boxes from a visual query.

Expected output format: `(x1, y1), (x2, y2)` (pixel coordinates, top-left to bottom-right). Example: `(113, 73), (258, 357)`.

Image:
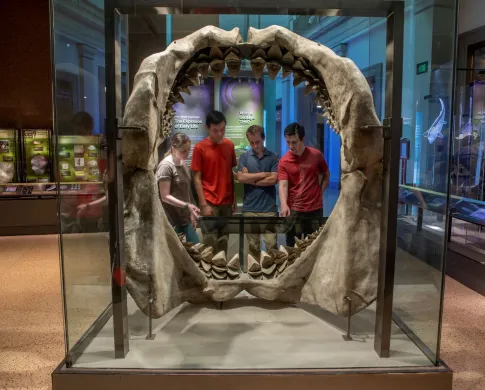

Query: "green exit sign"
(416, 61), (428, 75)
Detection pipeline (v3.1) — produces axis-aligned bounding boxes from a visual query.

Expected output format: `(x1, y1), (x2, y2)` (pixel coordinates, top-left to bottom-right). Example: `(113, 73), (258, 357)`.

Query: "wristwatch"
(183, 202), (189, 210)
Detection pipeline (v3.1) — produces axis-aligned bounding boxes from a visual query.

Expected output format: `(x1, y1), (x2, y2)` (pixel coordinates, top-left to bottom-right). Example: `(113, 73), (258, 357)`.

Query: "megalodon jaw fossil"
(122, 25), (383, 319)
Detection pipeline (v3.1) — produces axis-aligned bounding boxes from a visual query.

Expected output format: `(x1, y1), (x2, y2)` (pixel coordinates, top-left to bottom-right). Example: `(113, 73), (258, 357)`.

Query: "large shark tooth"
(186, 69), (201, 86)
(227, 254), (241, 270)
(281, 51), (294, 67)
(227, 267), (240, 277)
(180, 86), (191, 95)
(225, 52), (242, 77)
(270, 250), (288, 265)
(191, 254), (202, 263)
(212, 264), (227, 273)
(303, 69), (317, 80)
(262, 262), (277, 275)
(267, 43), (282, 60)
(277, 259), (288, 274)
(224, 47), (240, 57)
(210, 46), (224, 59)
(252, 48), (267, 60)
(260, 251), (274, 268)
(248, 254), (261, 272)
(180, 76), (195, 88)
(304, 83), (317, 96)
(212, 251), (227, 267)
(197, 62), (210, 78)
(293, 59), (306, 71)
(197, 53), (211, 62)
(282, 69), (293, 78)
(250, 57), (266, 79)
(170, 92), (184, 105)
(210, 59), (225, 80)
(293, 71), (305, 87)
(186, 61), (199, 74)
(201, 247), (213, 262)
(193, 243), (205, 251)
(186, 246), (200, 254)
(266, 61), (281, 80)
(211, 269), (227, 280)
(201, 260), (211, 272)
(296, 56), (308, 68)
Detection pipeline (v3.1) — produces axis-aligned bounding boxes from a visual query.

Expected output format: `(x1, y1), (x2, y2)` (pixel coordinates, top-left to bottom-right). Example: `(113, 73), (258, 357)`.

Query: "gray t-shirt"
(156, 155), (192, 227)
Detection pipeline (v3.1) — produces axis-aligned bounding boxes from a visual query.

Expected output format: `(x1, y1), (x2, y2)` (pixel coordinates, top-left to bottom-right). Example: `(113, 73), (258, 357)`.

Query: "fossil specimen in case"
(122, 25), (383, 319)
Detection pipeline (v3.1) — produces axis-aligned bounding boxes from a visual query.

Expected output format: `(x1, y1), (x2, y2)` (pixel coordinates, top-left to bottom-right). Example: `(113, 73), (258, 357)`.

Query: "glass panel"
(449, 44), (485, 259)
(52, 0), (112, 355)
(51, 0), (457, 371)
(394, 0), (457, 363)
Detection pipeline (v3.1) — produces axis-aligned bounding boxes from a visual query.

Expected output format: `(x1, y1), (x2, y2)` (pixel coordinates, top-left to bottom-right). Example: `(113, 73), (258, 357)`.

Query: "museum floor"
(0, 234), (484, 390)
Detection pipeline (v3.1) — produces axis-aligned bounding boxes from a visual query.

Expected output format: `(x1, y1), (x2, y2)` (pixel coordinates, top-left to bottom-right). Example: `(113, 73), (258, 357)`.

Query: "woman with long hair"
(156, 133), (200, 243)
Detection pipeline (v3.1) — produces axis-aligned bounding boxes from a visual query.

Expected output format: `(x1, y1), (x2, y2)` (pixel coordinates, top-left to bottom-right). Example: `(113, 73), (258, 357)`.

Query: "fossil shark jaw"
(122, 25), (382, 319)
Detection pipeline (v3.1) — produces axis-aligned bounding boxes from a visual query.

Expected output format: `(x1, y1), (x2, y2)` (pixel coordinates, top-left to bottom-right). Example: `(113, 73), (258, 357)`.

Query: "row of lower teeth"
(178, 225), (324, 280)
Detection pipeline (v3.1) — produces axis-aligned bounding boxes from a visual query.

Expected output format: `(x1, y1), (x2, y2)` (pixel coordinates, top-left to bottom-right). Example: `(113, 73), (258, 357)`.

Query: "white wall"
(458, 0), (485, 34)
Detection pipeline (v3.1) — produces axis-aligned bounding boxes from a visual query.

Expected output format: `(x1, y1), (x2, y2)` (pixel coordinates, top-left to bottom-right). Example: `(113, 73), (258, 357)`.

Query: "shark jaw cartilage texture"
(122, 25), (383, 319)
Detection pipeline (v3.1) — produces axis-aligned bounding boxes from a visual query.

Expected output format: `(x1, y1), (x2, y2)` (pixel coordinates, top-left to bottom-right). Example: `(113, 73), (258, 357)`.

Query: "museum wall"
(458, 0), (485, 34)
(0, 0), (52, 129)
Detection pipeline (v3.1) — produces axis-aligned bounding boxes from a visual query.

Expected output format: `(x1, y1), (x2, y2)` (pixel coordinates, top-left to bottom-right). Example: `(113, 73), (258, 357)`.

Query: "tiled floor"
(0, 234), (484, 389)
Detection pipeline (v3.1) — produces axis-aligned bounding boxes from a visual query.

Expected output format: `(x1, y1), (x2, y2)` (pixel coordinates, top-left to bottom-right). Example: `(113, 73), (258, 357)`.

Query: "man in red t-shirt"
(191, 110), (237, 254)
(278, 122), (330, 247)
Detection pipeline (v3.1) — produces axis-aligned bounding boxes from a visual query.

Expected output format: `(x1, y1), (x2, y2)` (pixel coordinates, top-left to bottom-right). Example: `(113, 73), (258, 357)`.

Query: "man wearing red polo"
(278, 122), (330, 247)
(191, 110), (237, 254)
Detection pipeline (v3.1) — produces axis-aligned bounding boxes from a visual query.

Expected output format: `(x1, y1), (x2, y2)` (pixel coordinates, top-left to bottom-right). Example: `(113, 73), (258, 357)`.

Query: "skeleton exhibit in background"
(122, 25), (383, 318)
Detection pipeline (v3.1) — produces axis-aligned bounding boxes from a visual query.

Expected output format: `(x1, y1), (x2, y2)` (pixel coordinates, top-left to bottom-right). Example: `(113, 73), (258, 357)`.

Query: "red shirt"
(191, 138), (237, 205)
(278, 147), (329, 212)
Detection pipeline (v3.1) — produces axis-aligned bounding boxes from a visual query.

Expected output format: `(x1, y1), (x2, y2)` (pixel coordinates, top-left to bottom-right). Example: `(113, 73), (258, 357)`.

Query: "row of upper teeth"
(162, 44), (340, 135)
(178, 224), (324, 280)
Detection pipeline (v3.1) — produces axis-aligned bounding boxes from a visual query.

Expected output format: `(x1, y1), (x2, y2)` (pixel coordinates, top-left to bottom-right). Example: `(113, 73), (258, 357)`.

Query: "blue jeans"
(174, 223), (200, 244)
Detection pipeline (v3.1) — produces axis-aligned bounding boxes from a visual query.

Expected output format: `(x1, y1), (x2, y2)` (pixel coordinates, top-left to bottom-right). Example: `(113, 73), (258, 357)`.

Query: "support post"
(373, 2), (404, 358)
(146, 285), (156, 340)
(105, 1), (129, 358)
(342, 296), (353, 341)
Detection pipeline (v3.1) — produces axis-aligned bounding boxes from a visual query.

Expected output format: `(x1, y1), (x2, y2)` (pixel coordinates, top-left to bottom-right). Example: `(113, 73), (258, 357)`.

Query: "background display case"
(51, 1), (457, 389)
(21, 129), (53, 182)
(0, 129), (106, 235)
(445, 27), (485, 297)
(0, 129), (19, 184)
(58, 135), (103, 182)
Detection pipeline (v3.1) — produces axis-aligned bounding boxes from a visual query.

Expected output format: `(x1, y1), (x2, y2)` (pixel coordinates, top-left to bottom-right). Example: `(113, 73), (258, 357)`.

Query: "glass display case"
(0, 129), (58, 199)
(0, 129), (19, 184)
(450, 69), (485, 257)
(51, 1), (457, 389)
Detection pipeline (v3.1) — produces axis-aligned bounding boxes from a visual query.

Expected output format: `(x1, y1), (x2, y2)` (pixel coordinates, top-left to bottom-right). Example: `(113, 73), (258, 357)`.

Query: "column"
(77, 43), (99, 131)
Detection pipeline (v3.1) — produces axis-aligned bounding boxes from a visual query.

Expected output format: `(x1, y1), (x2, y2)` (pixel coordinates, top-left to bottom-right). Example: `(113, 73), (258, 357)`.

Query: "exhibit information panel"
(0, 129), (18, 184)
(58, 135), (102, 182)
(221, 77), (264, 154)
(172, 80), (214, 168)
(21, 129), (51, 183)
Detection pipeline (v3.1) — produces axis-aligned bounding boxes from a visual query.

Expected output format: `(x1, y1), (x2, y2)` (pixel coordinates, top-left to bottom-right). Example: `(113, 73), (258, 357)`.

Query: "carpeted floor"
(0, 234), (483, 389)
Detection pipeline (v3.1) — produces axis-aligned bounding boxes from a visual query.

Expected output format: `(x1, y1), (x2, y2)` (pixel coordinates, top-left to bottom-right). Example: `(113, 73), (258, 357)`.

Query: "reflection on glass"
(53, 0), (112, 354)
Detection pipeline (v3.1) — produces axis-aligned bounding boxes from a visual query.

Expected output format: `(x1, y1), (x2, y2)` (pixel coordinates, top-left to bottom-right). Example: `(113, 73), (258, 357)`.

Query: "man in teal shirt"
(237, 125), (279, 260)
